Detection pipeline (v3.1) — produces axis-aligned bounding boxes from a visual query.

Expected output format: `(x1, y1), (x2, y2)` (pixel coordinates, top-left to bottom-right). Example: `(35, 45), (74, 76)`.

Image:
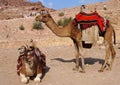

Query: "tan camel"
(35, 10), (116, 73)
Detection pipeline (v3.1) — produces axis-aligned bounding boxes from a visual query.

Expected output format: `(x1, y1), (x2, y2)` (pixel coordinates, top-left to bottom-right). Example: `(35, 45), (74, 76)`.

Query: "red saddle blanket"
(74, 11), (107, 33)
(17, 48), (46, 75)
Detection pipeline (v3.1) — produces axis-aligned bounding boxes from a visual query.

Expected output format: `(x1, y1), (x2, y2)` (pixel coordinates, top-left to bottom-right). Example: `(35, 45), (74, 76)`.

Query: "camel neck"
(45, 18), (71, 37)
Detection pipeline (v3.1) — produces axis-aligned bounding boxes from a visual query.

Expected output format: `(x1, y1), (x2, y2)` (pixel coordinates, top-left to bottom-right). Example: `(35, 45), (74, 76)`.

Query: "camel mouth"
(35, 17), (40, 21)
(35, 14), (43, 21)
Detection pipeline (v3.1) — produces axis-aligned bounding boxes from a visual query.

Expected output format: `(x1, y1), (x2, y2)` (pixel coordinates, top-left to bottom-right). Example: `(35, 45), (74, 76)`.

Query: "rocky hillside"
(0, 0), (43, 6)
(0, 0), (54, 20)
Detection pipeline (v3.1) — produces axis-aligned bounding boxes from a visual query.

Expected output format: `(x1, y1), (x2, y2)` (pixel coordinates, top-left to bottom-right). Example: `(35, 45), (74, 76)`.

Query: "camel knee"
(34, 73), (42, 82)
(21, 78), (28, 84)
(20, 73), (28, 83)
(110, 45), (116, 57)
(112, 49), (116, 57)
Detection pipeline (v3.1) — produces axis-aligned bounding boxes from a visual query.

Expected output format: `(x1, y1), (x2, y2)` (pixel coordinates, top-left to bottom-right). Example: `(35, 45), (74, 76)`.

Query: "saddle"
(73, 11), (107, 34)
(79, 11), (99, 16)
(27, 48), (46, 70)
(34, 48), (46, 70)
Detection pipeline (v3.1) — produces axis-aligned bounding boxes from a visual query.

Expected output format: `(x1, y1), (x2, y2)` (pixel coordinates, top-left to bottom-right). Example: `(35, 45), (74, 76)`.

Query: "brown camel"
(17, 43), (46, 83)
(35, 10), (116, 73)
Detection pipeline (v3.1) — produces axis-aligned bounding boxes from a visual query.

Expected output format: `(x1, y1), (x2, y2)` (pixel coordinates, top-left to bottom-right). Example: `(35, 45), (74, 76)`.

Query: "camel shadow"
(41, 66), (50, 80)
(51, 57), (104, 68)
(30, 66), (50, 81)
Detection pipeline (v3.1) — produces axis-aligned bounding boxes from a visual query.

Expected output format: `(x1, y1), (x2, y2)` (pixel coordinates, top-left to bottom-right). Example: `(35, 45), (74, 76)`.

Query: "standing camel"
(35, 10), (116, 73)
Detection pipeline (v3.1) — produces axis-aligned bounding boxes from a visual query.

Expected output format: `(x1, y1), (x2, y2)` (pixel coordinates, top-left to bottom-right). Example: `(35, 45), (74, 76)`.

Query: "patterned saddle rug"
(73, 11), (108, 34)
(17, 47), (46, 75)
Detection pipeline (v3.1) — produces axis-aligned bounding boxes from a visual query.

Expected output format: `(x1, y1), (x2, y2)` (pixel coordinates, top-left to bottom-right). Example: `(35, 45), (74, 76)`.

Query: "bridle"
(18, 45), (35, 62)
(26, 50), (35, 62)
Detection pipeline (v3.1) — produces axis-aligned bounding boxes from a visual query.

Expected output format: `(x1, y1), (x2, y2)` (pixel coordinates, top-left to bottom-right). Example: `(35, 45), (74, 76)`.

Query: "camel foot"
(20, 73), (28, 84)
(34, 73), (42, 82)
(21, 77), (28, 84)
(34, 78), (41, 83)
(106, 68), (111, 71)
(73, 66), (79, 71)
(98, 69), (104, 72)
(80, 70), (85, 73)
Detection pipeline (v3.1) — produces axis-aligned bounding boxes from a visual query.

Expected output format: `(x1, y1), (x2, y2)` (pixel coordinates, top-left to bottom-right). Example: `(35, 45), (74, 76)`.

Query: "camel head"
(18, 45), (27, 56)
(35, 10), (51, 23)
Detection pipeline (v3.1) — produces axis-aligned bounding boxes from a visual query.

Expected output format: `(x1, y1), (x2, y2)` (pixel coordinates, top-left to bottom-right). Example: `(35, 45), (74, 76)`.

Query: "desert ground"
(0, 44), (120, 85)
(0, 0), (120, 85)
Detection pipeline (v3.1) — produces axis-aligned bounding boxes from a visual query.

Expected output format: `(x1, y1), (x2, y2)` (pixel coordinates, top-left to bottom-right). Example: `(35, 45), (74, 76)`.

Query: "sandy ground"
(0, 44), (120, 85)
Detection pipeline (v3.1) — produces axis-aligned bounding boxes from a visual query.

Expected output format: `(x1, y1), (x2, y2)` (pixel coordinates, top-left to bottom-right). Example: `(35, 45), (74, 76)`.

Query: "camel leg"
(109, 44), (116, 70)
(105, 23), (116, 71)
(99, 41), (110, 72)
(79, 42), (85, 73)
(34, 65), (42, 82)
(72, 39), (79, 71)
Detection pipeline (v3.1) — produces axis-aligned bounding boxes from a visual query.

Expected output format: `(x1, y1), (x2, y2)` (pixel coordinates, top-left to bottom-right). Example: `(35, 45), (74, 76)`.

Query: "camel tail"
(107, 20), (116, 44)
(113, 29), (116, 44)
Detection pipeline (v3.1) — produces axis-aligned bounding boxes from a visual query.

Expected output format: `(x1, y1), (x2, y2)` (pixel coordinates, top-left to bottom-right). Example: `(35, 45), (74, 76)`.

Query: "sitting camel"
(17, 42), (46, 83)
(35, 9), (116, 73)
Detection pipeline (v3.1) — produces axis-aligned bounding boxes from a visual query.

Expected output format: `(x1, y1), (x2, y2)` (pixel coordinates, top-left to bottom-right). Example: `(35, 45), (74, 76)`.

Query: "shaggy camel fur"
(35, 10), (116, 73)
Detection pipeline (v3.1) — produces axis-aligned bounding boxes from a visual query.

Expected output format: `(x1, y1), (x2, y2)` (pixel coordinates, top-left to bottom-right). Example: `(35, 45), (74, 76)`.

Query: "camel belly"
(25, 62), (34, 76)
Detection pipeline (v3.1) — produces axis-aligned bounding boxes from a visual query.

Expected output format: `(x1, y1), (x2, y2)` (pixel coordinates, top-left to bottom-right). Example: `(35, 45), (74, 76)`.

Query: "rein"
(19, 46), (35, 62)
(26, 50), (35, 61)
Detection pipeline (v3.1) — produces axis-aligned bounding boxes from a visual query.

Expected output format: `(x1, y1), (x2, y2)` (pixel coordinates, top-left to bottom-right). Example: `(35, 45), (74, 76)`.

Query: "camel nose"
(35, 15), (42, 21)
